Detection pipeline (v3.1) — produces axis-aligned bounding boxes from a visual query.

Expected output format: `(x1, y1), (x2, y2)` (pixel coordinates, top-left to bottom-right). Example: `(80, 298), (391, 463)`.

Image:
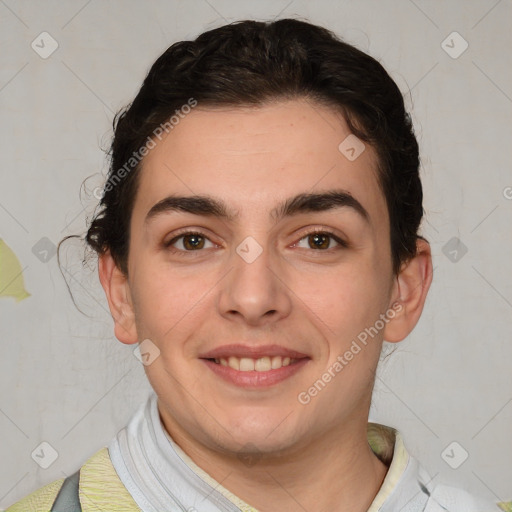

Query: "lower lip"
(202, 358), (310, 388)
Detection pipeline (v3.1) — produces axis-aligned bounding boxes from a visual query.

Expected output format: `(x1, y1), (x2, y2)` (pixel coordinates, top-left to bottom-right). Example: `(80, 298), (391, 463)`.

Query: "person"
(6, 18), (509, 512)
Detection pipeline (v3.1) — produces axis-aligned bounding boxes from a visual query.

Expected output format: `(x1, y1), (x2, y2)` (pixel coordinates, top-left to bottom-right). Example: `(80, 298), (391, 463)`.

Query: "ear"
(98, 251), (139, 345)
(383, 238), (433, 343)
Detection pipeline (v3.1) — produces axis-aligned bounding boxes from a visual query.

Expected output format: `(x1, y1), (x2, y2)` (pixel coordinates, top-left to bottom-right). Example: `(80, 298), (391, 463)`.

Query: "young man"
(7, 18), (507, 512)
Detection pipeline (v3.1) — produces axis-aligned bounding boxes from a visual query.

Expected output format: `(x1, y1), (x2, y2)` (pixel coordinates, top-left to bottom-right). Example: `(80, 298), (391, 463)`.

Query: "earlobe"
(383, 238), (433, 343)
(98, 251), (139, 345)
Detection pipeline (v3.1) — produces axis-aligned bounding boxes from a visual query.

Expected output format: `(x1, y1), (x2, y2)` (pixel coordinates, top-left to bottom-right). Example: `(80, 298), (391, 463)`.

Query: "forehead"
(132, 99), (387, 224)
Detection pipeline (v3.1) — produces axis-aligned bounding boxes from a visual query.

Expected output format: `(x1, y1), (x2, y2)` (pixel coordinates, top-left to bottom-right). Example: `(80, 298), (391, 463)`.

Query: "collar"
(106, 392), (439, 512)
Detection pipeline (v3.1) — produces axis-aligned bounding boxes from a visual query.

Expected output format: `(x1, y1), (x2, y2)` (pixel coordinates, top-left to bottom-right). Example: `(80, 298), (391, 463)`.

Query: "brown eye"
(294, 230), (346, 251)
(308, 233), (331, 250)
(166, 232), (214, 251)
(182, 234), (205, 250)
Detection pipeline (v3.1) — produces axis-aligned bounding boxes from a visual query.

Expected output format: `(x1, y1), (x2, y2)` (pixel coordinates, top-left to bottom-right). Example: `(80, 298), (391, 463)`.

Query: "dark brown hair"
(61, 18), (422, 277)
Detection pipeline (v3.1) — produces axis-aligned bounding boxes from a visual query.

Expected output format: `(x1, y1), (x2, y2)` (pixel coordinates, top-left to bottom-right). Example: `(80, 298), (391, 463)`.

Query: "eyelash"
(164, 228), (348, 255)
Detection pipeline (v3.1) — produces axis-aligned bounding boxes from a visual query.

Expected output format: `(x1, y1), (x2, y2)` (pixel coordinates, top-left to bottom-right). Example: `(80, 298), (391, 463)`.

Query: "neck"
(162, 414), (389, 512)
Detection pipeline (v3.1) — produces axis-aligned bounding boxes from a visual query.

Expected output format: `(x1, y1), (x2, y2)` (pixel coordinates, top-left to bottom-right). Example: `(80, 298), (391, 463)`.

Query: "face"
(114, 99), (406, 457)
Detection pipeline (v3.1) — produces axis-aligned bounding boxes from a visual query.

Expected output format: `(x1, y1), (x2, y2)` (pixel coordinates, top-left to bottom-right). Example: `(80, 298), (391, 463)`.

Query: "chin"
(205, 412), (305, 455)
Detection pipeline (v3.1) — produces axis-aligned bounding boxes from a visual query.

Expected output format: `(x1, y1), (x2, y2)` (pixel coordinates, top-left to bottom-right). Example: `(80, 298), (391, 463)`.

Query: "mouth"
(199, 345), (310, 388)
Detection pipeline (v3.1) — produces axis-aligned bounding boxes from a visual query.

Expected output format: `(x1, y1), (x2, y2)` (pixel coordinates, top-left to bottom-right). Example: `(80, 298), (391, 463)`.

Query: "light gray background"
(1, 0), (511, 508)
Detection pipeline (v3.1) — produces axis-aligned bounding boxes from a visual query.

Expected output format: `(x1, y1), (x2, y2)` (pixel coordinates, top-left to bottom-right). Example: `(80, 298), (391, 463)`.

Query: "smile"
(212, 356), (297, 372)
(199, 345), (310, 388)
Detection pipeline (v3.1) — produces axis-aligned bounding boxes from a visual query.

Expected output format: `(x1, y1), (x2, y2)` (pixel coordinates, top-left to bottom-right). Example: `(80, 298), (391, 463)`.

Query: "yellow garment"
(4, 478), (64, 512)
(6, 448), (140, 512)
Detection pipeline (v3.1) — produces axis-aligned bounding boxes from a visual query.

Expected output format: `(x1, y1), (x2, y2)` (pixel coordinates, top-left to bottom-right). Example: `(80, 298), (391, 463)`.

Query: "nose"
(216, 238), (292, 327)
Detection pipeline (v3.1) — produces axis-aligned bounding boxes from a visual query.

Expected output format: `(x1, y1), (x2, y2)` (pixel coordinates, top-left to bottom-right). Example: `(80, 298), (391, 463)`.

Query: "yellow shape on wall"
(0, 238), (30, 302)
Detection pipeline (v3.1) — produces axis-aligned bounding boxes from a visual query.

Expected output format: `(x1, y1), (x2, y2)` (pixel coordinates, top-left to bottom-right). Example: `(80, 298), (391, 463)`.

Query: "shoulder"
(4, 447), (141, 512)
(370, 424), (511, 512)
(79, 446), (141, 511)
(4, 477), (64, 512)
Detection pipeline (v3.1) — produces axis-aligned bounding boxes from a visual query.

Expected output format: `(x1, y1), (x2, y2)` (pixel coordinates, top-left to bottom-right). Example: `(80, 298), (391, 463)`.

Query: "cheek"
(129, 261), (182, 337)
(293, 263), (387, 329)
(130, 258), (220, 345)
(288, 260), (392, 375)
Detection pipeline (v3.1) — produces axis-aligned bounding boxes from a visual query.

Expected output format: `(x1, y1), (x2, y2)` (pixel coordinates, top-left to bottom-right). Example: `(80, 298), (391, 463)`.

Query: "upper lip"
(199, 344), (309, 360)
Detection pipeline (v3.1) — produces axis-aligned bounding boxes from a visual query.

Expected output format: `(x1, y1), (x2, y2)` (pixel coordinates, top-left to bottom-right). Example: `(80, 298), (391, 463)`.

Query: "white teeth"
(228, 356), (239, 370)
(239, 358), (255, 371)
(215, 355), (297, 371)
(255, 357), (271, 372)
(271, 356), (282, 369)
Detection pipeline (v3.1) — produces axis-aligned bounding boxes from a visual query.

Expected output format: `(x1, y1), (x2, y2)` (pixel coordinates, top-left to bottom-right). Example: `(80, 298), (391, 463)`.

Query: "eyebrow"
(144, 189), (370, 225)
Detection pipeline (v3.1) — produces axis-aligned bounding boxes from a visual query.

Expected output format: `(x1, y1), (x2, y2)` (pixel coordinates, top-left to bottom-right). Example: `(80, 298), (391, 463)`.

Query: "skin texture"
(99, 99), (432, 511)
